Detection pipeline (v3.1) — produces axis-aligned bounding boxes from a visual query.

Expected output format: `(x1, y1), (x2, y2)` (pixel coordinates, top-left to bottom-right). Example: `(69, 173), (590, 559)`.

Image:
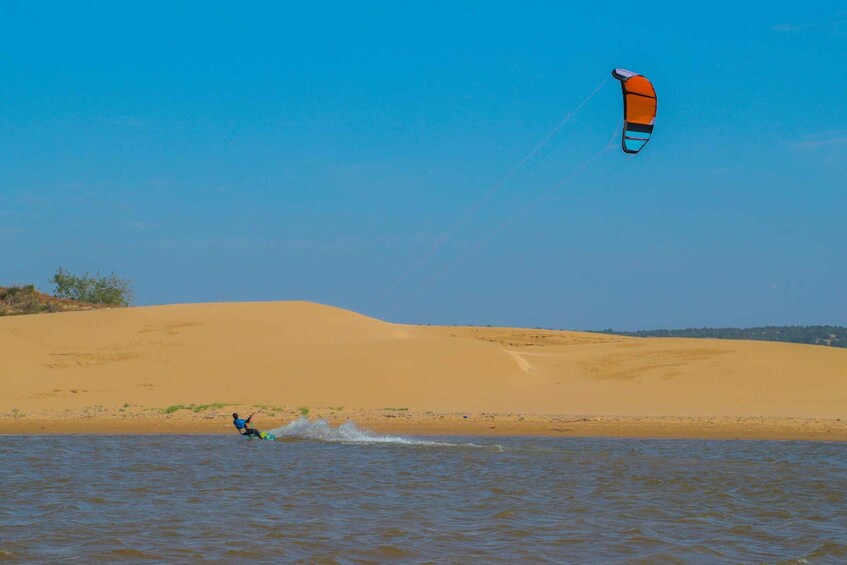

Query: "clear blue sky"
(2, 1), (845, 329)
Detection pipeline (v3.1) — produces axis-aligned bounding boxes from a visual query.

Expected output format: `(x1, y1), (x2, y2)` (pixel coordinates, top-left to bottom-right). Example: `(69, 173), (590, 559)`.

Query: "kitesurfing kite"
(612, 68), (657, 154)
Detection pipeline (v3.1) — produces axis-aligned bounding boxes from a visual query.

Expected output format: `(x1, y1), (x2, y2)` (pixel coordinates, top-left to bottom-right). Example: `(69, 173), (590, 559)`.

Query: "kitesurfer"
(232, 412), (263, 438)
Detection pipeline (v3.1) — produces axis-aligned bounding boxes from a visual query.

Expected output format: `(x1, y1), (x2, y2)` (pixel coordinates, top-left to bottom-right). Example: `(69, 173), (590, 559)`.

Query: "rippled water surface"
(1, 423), (845, 563)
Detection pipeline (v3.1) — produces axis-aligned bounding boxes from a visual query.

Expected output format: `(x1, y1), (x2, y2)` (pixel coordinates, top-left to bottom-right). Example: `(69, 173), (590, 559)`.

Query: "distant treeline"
(597, 326), (847, 348)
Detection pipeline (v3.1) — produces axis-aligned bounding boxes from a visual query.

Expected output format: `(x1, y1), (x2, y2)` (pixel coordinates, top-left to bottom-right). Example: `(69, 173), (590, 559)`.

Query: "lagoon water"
(1, 421), (845, 563)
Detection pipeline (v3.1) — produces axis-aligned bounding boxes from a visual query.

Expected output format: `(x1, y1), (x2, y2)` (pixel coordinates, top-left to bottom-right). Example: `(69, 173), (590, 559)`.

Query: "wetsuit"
(233, 417), (262, 438)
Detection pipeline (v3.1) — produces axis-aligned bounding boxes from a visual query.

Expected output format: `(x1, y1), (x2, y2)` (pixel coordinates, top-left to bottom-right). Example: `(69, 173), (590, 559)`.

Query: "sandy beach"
(2, 301), (845, 440)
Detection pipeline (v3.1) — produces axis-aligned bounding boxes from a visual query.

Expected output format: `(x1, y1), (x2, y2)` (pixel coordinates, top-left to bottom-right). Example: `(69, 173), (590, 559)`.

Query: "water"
(1, 420), (845, 563)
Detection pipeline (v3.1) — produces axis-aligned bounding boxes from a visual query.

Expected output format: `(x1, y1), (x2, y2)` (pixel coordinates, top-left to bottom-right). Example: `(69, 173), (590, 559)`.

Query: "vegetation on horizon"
(51, 267), (133, 306)
(1, 267), (132, 316)
(598, 326), (847, 348)
(0, 285), (61, 316)
(0, 283), (106, 316)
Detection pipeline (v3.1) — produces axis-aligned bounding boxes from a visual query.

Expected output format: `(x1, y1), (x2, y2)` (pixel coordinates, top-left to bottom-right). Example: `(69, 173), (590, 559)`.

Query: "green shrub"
(191, 402), (227, 412)
(1, 285), (35, 300)
(51, 267), (133, 305)
(0, 286), (44, 314)
(162, 403), (228, 414)
(14, 285), (34, 296)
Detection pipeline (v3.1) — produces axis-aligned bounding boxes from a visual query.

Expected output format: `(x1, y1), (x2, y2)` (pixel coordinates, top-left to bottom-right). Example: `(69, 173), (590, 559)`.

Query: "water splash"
(267, 417), (501, 450)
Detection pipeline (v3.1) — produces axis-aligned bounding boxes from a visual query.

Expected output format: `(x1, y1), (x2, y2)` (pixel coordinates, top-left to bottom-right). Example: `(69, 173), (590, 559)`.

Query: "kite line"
(409, 120), (625, 296)
(378, 78), (609, 302)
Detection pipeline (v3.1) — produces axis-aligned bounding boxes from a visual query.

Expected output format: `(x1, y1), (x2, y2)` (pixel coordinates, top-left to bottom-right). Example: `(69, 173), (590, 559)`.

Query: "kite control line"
(411, 119), (624, 296)
(379, 78), (609, 302)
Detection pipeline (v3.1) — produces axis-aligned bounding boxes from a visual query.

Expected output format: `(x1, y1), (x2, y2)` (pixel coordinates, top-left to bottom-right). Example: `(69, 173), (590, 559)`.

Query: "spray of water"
(267, 417), (502, 451)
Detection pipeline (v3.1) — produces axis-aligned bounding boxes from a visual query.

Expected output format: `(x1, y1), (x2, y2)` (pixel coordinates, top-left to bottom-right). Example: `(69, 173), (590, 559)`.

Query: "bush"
(1, 285), (35, 299)
(50, 267), (133, 306)
(0, 285), (43, 314)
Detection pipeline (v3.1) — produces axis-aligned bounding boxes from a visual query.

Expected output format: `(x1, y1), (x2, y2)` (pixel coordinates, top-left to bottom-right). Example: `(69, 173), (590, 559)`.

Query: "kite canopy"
(612, 68), (657, 154)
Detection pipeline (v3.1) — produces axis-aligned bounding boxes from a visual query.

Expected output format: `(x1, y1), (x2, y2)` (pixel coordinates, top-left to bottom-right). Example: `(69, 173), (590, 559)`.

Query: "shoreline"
(2, 409), (846, 442)
(3, 302), (845, 441)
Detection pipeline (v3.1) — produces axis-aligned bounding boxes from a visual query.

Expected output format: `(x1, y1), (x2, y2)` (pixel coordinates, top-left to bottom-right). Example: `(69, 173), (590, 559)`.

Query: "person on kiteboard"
(232, 412), (262, 438)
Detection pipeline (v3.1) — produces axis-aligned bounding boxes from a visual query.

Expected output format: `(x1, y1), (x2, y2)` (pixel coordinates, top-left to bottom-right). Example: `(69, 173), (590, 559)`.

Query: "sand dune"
(1, 301), (845, 437)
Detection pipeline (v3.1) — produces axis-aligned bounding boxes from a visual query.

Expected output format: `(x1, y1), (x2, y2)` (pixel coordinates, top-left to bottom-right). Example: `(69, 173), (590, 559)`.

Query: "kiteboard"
(247, 431), (275, 441)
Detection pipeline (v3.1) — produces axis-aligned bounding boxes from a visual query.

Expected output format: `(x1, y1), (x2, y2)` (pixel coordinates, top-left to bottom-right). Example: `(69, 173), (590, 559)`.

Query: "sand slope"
(2, 301), (845, 425)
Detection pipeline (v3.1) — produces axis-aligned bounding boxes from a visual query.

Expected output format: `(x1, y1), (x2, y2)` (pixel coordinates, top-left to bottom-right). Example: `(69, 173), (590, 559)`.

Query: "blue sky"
(1, 1), (845, 329)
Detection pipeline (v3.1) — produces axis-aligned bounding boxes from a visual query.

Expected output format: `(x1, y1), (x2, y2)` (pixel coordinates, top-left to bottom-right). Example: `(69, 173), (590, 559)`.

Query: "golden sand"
(1, 302), (845, 440)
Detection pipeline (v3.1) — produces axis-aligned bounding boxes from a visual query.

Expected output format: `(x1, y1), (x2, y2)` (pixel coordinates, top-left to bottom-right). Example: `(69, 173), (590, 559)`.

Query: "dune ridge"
(1, 301), (845, 439)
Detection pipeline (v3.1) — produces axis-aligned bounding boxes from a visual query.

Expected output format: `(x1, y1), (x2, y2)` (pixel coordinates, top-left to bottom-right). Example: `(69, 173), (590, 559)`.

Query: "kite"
(612, 68), (657, 154)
